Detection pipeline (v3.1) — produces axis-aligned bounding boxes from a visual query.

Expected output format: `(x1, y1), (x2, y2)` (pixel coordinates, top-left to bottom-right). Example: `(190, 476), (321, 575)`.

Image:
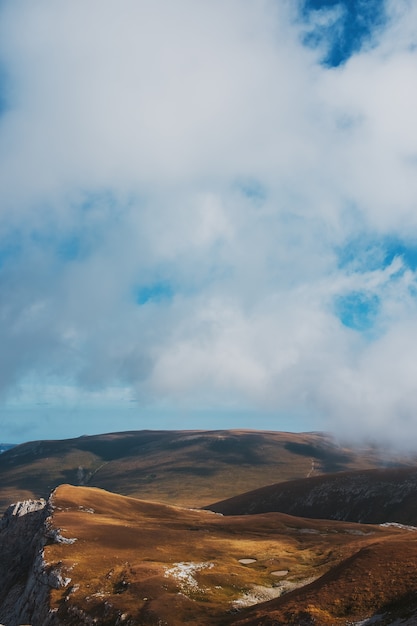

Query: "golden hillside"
(39, 484), (417, 626)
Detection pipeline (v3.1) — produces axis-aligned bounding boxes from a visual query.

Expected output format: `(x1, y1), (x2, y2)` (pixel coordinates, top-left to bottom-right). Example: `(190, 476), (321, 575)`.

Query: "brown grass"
(229, 536), (417, 625)
(44, 484), (416, 626)
(2, 429), (415, 512)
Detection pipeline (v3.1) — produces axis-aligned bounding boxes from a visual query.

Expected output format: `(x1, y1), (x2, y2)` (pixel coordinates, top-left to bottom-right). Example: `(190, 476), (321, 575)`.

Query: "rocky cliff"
(0, 494), (74, 626)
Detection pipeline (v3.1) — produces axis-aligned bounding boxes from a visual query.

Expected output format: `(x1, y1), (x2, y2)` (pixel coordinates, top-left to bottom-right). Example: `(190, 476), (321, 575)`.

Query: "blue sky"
(1, 0), (417, 447)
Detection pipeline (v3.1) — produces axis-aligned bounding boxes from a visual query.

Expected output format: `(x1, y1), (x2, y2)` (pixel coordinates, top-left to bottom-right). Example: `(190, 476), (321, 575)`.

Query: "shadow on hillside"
(284, 442), (353, 472)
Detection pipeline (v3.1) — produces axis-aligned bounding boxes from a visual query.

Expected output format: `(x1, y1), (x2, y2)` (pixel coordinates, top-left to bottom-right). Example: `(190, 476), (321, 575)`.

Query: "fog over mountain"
(1, 0), (417, 445)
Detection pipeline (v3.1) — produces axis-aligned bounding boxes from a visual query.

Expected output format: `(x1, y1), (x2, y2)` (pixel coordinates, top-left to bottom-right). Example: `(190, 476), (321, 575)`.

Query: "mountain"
(1, 429), (415, 513)
(2, 484), (417, 626)
(206, 466), (417, 526)
(0, 444), (15, 454)
(3, 430), (417, 624)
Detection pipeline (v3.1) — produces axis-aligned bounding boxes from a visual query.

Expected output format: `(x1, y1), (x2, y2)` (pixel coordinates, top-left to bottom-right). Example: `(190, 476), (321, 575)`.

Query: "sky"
(1, 0), (417, 447)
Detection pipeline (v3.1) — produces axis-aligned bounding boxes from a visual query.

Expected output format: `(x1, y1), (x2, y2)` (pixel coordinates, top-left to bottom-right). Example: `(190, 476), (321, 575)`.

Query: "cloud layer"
(1, 0), (417, 445)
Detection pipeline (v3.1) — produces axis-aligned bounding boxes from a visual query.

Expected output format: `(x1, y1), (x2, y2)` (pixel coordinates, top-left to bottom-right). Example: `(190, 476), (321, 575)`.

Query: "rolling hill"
(1, 429), (415, 513)
(3, 430), (417, 624)
(228, 535), (417, 626)
(206, 466), (417, 526)
(2, 484), (417, 626)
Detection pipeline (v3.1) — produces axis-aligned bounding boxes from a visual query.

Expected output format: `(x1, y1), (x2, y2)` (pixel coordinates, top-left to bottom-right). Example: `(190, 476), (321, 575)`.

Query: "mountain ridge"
(1, 429), (415, 512)
(206, 466), (417, 526)
(2, 430), (417, 624)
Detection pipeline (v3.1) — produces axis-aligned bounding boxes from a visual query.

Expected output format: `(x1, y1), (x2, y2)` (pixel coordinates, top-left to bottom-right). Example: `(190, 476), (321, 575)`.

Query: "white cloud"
(1, 0), (417, 445)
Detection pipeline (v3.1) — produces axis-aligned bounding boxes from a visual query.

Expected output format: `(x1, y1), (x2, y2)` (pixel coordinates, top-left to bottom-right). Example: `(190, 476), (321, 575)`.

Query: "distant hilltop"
(2, 429), (417, 513)
(0, 444), (15, 455)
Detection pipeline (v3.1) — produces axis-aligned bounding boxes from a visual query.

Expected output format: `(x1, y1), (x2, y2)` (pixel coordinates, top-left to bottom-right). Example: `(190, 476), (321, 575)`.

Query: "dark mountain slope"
(207, 466), (417, 525)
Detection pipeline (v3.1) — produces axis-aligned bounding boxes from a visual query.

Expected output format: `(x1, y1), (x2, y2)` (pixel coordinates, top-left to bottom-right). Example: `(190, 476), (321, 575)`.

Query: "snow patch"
(164, 562), (214, 593)
(380, 522), (417, 531)
(232, 584), (282, 608)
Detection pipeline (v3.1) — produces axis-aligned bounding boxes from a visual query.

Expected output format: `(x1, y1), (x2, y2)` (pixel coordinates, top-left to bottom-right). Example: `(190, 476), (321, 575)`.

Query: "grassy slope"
(229, 537), (417, 626)
(206, 466), (417, 526)
(46, 484), (416, 626)
(1, 429), (415, 511)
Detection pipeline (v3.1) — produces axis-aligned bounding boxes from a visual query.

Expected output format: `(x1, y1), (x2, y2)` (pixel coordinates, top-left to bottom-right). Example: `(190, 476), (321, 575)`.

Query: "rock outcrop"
(0, 493), (73, 626)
